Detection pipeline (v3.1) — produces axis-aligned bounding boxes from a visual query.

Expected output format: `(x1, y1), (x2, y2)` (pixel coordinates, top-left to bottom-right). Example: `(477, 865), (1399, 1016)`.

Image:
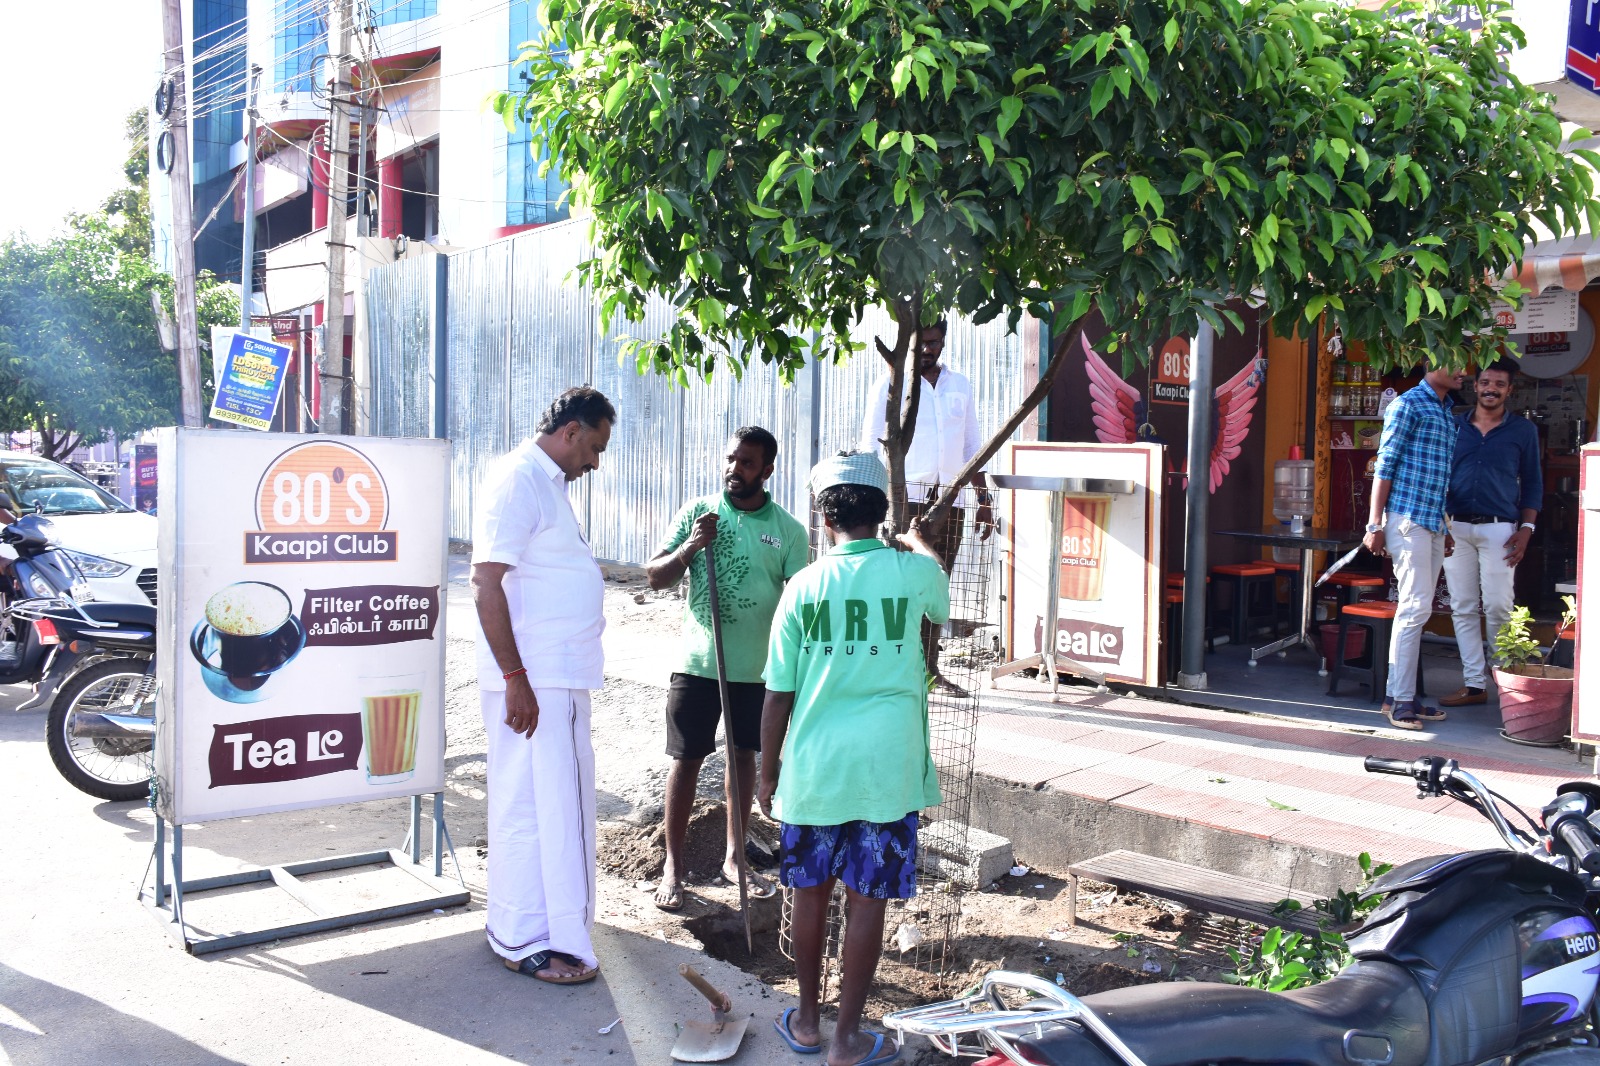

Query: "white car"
(0, 451), (157, 605)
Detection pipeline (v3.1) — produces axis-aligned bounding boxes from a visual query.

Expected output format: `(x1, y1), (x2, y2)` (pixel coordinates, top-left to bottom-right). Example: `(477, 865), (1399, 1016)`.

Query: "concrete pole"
(319, 0), (353, 432)
(1177, 318), (1216, 689)
(160, 0), (204, 427)
(239, 65), (261, 332)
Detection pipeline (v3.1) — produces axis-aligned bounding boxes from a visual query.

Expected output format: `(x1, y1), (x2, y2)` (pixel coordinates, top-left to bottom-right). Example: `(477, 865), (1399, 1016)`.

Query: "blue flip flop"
(772, 1008), (821, 1054)
(845, 1032), (900, 1066)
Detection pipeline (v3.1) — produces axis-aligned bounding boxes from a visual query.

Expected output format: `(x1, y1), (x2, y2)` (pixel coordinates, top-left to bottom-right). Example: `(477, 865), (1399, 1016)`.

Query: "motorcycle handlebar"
(1554, 819), (1600, 875)
(1363, 756), (1414, 776)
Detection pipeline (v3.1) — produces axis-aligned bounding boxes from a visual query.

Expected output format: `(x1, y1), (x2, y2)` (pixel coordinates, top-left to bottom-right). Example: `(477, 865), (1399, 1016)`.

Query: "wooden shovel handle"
(679, 964), (732, 1012)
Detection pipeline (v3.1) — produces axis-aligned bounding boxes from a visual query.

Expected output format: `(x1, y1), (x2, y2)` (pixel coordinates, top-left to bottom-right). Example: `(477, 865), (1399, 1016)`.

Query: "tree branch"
(918, 314), (1089, 530)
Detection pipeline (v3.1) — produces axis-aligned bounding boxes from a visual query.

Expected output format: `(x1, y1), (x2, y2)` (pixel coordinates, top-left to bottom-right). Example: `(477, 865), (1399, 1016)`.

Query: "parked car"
(0, 451), (156, 605)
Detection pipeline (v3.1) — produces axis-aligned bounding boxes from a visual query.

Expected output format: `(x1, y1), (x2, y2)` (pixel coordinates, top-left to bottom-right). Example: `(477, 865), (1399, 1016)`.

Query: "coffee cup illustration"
(190, 582), (305, 703)
(360, 672), (423, 785)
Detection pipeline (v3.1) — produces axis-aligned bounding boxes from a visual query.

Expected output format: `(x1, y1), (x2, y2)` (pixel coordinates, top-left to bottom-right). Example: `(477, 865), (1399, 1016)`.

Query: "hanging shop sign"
(1490, 288), (1580, 334)
(999, 442), (1163, 687)
(154, 430), (450, 824)
(210, 332), (293, 431)
(1509, 308), (1596, 380)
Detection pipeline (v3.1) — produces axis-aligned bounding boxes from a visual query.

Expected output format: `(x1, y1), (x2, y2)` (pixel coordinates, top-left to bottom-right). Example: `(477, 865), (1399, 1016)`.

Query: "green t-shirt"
(660, 492), (809, 684)
(763, 539), (951, 826)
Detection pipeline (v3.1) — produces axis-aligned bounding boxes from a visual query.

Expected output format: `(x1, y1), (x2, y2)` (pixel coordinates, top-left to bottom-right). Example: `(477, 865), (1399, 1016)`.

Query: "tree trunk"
(917, 314), (1089, 531)
(879, 295), (924, 532)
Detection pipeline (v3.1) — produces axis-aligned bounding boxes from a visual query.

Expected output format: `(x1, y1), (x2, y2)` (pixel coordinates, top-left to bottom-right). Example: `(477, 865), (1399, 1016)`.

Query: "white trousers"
(1443, 520), (1518, 689)
(481, 687), (598, 968)
(1386, 515), (1446, 703)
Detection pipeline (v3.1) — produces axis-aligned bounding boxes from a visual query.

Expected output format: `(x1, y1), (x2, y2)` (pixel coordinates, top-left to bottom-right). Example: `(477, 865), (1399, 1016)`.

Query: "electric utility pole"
(319, 0), (353, 431)
(160, 0), (204, 427)
(239, 64), (262, 333)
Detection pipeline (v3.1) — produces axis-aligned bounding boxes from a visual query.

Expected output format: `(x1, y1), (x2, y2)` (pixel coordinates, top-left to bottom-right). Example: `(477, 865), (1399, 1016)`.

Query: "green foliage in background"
(1228, 852), (1393, 992)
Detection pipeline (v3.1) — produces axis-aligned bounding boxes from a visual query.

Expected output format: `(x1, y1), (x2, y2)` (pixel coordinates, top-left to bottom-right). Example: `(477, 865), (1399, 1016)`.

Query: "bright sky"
(0, 3), (162, 239)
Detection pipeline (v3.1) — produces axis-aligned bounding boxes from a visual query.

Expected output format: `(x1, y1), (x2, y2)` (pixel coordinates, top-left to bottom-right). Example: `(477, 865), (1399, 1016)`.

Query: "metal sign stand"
(140, 791), (468, 955)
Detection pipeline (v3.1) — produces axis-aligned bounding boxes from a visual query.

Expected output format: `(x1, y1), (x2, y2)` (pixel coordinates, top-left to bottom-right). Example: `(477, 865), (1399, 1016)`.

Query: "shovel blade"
(671, 1017), (749, 1062)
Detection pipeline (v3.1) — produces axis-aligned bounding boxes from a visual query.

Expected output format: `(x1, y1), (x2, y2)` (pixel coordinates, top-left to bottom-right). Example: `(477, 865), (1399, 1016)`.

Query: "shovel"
(671, 963), (749, 1062)
(702, 548), (754, 955)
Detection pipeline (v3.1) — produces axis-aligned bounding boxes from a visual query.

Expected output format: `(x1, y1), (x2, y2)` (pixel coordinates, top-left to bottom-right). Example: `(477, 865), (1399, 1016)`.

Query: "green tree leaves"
(497, 0), (1596, 382)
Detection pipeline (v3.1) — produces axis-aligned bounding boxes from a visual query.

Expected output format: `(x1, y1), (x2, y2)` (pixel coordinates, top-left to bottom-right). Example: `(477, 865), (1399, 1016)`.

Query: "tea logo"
(245, 441), (398, 563)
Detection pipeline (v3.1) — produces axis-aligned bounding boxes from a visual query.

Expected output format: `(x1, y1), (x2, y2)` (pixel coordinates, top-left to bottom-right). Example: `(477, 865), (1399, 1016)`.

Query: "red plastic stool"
(1211, 563), (1277, 646)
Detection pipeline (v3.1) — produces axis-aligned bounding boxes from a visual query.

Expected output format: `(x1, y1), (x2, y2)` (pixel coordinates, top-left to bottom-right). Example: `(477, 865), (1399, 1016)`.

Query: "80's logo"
(245, 441), (398, 563)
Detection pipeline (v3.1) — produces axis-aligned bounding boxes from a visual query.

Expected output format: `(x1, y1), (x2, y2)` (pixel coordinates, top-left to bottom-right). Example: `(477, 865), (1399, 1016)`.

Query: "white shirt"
(859, 366), (983, 488)
(471, 439), (606, 691)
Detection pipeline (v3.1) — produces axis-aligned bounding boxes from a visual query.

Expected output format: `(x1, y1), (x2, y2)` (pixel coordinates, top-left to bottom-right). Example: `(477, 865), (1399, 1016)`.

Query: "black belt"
(1448, 513), (1515, 525)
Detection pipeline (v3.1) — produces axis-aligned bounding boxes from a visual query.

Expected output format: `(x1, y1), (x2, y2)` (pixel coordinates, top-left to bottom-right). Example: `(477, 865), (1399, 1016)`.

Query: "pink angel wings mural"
(1082, 334), (1266, 494)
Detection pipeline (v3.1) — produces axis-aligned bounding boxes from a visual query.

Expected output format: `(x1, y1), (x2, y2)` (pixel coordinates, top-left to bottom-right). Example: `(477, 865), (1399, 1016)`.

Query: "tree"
(101, 109), (152, 260)
(498, 0), (1596, 527)
(0, 216), (238, 460)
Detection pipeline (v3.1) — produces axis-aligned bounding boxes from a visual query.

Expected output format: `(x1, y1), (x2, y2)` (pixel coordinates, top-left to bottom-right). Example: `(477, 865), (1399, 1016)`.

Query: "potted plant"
(1493, 601), (1576, 744)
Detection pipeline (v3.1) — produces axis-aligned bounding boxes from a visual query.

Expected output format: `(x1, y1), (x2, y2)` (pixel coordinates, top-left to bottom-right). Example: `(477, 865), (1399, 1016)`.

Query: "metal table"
(1216, 527), (1363, 670)
(990, 473), (1136, 695)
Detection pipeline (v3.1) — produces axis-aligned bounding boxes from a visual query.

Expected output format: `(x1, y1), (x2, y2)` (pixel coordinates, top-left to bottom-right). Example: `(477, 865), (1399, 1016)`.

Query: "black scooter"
(1, 514), (157, 801)
(888, 755), (1600, 1066)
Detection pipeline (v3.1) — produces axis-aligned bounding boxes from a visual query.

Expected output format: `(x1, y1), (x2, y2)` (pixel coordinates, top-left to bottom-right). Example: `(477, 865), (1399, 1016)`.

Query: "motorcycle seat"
(1017, 959), (1429, 1066)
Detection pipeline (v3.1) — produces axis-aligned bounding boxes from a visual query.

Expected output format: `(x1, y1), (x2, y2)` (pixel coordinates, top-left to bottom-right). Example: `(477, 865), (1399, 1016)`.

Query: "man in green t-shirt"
(758, 450), (949, 1066)
(645, 426), (808, 912)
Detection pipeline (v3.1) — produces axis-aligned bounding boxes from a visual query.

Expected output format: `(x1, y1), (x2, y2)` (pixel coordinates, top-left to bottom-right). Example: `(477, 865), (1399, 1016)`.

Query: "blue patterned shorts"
(778, 813), (919, 899)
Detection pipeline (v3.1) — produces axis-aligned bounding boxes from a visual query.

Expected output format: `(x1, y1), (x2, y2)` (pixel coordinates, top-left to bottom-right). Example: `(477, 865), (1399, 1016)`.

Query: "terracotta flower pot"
(1493, 665), (1574, 744)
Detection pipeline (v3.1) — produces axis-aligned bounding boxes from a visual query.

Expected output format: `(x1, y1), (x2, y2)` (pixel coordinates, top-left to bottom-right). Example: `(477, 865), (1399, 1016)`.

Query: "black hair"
(923, 318), (948, 339)
(731, 425), (778, 465)
(537, 385), (617, 435)
(1478, 358), (1518, 385)
(818, 483), (889, 531)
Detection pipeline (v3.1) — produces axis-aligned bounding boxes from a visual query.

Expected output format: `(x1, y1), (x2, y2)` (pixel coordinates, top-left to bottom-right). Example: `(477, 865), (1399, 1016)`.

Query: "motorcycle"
(886, 754), (1600, 1066)
(0, 513), (157, 801)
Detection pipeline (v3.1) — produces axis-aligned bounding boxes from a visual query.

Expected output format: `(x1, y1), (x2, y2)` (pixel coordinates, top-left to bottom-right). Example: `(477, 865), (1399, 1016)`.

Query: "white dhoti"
(481, 686), (598, 968)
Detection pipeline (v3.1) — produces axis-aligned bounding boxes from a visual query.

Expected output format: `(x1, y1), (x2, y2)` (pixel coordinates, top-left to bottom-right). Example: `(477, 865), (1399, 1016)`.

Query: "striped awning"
(1512, 231), (1600, 292)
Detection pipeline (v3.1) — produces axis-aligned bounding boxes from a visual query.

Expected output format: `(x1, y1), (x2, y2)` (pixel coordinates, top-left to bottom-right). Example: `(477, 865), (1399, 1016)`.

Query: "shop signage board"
(1576, 444), (1600, 740)
(1150, 337), (1192, 406)
(1490, 288), (1580, 334)
(209, 332), (293, 431)
(998, 442), (1163, 687)
(154, 429), (450, 825)
(1568, 0), (1600, 96)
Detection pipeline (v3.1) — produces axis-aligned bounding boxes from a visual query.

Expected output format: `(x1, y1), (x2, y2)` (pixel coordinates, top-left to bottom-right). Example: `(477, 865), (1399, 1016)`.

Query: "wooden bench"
(1066, 850), (1322, 932)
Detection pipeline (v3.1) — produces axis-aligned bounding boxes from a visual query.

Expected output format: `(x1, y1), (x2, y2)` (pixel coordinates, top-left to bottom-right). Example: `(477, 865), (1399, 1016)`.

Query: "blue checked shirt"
(1374, 383), (1456, 532)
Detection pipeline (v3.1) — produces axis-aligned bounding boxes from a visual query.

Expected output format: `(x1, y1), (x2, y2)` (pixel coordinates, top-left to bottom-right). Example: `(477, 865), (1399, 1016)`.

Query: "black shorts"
(665, 672), (764, 759)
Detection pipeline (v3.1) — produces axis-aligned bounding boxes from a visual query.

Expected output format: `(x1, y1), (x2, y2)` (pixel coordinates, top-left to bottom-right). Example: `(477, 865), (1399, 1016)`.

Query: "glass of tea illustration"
(1058, 493), (1112, 601)
(360, 672), (424, 784)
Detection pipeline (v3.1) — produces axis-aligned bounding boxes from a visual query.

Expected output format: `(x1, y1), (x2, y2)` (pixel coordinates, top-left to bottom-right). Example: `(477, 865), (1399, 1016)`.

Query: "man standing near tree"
(858, 318), (993, 692)
(1439, 359), (1542, 708)
(470, 386), (615, 985)
(1363, 364), (1469, 731)
(644, 426), (807, 912)
(760, 450), (949, 1066)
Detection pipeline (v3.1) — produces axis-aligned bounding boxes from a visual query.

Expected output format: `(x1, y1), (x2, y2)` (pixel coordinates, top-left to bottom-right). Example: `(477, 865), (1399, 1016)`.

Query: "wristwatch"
(1365, 521), (1384, 534)
(1519, 522), (1536, 532)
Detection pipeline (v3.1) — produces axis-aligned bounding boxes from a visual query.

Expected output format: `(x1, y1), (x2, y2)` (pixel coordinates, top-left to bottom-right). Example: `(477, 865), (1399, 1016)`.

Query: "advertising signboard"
(1575, 444), (1599, 740)
(210, 332), (293, 431)
(1569, 0), (1600, 97)
(999, 442), (1163, 687)
(154, 429), (449, 824)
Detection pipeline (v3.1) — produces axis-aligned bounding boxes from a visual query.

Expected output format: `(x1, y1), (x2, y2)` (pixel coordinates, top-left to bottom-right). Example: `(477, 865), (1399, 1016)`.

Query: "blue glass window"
(506, 0), (570, 226)
(192, 0), (246, 184)
(369, 0), (436, 26)
(274, 0), (326, 94)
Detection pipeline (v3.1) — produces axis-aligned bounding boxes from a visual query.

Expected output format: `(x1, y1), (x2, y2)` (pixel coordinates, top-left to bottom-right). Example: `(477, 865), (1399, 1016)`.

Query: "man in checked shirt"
(1362, 364), (1470, 730)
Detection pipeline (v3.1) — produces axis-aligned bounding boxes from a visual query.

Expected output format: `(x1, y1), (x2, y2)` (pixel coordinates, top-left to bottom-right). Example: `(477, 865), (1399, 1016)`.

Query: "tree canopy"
(498, 0), (1598, 518)
(0, 217), (237, 460)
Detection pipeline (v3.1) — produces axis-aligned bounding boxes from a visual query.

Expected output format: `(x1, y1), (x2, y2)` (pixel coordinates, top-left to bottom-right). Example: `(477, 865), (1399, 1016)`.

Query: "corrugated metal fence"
(365, 219), (1041, 563)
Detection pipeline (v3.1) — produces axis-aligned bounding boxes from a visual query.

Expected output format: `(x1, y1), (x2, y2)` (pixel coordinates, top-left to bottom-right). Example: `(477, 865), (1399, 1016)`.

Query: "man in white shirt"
(859, 318), (993, 690)
(470, 386), (615, 985)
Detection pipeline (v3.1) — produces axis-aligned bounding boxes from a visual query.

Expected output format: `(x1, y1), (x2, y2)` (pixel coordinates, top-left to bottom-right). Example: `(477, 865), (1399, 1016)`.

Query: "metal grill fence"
(364, 219), (1043, 565)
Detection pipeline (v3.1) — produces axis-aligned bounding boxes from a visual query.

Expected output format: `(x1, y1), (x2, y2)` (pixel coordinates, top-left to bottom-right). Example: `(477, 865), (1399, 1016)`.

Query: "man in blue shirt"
(1363, 364), (1469, 729)
(1438, 359), (1542, 707)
